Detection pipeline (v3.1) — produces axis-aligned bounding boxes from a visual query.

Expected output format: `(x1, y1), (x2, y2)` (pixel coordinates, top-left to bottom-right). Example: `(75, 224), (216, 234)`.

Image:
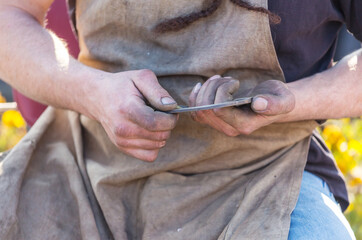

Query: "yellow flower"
(2, 110), (26, 128)
(341, 118), (351, 125)
(349, 177), (362, 187)
(0, 93), (6, 103)
(348, 139), (362, 155)
(322, 125), (343, 146)
(337, 140), (348, 152)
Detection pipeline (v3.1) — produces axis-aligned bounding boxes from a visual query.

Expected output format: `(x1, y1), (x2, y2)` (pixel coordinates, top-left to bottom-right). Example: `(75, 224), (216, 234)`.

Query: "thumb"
(251, 93), (295, 116)
(132, 70), (177, 111)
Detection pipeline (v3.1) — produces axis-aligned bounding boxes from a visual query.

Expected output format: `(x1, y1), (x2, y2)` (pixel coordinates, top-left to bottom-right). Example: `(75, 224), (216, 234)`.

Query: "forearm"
(284, 48), (362, 121)
(0, 5), (104, 118)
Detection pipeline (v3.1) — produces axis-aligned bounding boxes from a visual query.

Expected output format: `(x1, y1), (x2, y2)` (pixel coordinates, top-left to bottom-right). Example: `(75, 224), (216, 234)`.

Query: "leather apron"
(0, 0), (318, 239)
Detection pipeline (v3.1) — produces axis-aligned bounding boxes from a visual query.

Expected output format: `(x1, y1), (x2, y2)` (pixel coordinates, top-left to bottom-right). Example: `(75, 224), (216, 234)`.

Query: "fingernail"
(209, 75), (220, 80)
(161, 97), (176, 105)
(252, 97), (268, 111)
(193, 82), (202, 94)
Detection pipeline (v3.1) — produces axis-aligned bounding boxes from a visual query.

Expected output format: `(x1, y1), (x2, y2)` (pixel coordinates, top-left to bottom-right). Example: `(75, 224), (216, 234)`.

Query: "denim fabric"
(288, 171), (356, 240)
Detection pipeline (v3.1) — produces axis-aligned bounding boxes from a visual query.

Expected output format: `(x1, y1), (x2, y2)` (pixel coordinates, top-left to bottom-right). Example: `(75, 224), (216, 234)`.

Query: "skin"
(0, 0), (178, 162)
(189, 76), (296, 136)
(190, 48), (362, 136)
(0, 0), (361, 160)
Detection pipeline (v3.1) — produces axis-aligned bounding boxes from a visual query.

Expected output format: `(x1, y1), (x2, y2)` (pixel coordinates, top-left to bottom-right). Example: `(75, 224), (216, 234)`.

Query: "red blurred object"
(13, 0), (80, 126)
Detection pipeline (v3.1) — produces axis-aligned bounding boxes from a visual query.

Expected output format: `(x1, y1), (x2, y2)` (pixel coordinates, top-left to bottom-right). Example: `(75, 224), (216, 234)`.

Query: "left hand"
(188, 75), (295, 136)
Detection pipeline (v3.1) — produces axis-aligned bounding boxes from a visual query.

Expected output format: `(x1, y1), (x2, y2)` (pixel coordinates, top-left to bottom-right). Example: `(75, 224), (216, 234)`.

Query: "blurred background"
(0, 0), (361, 238)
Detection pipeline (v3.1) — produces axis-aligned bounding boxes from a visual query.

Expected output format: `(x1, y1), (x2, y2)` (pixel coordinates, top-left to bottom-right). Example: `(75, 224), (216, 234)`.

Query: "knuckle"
(157, 131), (171, 141)
(144, 140), (164, 149)
(169, 116), (178, 129)
(195, 110), (208, 119)
(237, 126), (254, 135)
(115, 138), (131, 148)
(225, 130), (240, 137)
(213, 108), (226, 118)
(145, 151), (159, 162)
(114, 140), (123, 149)
(193, 112), (204, 123)
(115, 143), (126, 152)
(157, 141), (166, 148)
(192, 111), (209, 124)
(148, 114), (177, 131)
(137, 69), (156, 80)
(123, 98), (134, 109)
(115, 141), (125, 150)
(285, 104), (294, 113)
(144, 115), (158, 130)
(122, 100), (137, 117)
(218, 83), (229, 92)
(285, 96), (296, 113)
(190, 112), (197, 121)
(114, 124), (130, 137)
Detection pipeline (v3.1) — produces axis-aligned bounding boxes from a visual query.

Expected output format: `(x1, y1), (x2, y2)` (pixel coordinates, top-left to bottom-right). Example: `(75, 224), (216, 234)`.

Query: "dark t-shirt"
(269, 0), (362, 211)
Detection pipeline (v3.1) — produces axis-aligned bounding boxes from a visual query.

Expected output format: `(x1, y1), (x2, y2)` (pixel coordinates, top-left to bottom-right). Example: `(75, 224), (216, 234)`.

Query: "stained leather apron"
(0, 0), (318, 239)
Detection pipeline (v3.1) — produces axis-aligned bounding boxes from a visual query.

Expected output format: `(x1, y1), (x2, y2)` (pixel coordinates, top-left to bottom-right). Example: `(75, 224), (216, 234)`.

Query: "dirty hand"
(89, 69), (178, 162)
(188, 75), (295, 136)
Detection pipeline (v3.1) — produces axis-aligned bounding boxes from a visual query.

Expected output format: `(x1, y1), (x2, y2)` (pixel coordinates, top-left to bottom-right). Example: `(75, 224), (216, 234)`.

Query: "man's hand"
(0, 2), (178, 162)
(189, 76), (295, 136)
(88, 69), (178, 162)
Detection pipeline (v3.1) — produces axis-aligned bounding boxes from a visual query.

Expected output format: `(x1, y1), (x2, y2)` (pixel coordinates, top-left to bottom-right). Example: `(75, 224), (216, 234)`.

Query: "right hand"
(189, 76), (295, 136)
(87, 69), (178, 162)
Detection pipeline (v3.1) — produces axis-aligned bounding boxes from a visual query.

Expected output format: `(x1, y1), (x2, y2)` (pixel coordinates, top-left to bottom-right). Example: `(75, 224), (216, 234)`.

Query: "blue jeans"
(288, 171), (356, 240)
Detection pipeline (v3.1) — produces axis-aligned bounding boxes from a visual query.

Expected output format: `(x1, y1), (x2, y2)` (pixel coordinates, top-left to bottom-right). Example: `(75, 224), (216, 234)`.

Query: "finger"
(193, 100), (240, 136)
(115, 138), (166, 150)
(191, 78), (240, 136)
(127, 97), (178, 131)
(189, 82), (202, 121)
(212, 80), (259, 133)
(189, 82), (202, 106)
(248, 80), (295, 115)
(114, 122), (171, 141)
(192, 76), (230, 121)
(208, 75), (222, 81)
(193, 77), (237, 120)
(213, 105), (264, 135)
(200, 110), (240, 136)
(196, 76), (235, 106)
(214, 80), (240, 104)
(121, 148), (160, 162)
(212, 79), (243, 123)
(131, 69), (177, 111)
(251, 92), (295, 116)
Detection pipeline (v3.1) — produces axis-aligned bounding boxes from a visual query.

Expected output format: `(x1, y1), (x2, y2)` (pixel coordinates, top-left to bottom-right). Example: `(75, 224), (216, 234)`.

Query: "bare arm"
(0, 0), (178, 161)
(0, 0), (102, 116)
(286, 49), (362, 121)
(189, 48), (362, 136)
